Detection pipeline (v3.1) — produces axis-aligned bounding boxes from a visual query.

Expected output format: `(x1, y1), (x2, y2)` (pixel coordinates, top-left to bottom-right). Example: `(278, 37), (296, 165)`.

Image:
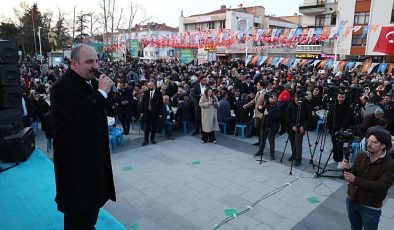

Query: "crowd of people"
(17, 46), (394, 230)
(20, 55), (394, 158)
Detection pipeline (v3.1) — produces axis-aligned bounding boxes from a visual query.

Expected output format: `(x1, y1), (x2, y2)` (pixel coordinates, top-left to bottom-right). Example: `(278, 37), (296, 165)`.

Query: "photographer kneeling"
(342, 126), (394, 230)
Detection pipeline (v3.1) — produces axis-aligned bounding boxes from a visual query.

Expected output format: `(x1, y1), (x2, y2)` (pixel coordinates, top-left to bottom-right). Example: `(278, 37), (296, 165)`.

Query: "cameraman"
(327, 91), (353, 168)
(285, 93), (312, 166)
(342, 126), (394, 230)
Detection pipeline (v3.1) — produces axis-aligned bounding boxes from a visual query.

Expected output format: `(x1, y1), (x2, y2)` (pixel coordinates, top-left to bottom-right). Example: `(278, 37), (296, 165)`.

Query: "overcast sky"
(1, 0), (303, 28)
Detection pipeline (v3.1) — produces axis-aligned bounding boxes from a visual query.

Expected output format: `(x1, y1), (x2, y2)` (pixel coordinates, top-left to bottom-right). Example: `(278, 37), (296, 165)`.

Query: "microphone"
(93, 69), (118, 93)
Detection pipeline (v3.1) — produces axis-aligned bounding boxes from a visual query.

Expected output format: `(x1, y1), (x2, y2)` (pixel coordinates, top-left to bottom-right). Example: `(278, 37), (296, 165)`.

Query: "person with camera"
(285, 93), (312, 166)
(342, 126), (394, 230)
(327, 91), (353, 169)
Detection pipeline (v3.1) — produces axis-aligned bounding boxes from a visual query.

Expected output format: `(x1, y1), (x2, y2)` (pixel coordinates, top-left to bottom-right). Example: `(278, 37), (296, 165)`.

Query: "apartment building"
(179, 4), (265, 62)
(298, 0), (338, 59)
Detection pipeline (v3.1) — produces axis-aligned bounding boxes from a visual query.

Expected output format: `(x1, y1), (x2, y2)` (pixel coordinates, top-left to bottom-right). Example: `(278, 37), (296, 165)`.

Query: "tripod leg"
(280, 134), (289, 163)
(306, 131), (313, 164)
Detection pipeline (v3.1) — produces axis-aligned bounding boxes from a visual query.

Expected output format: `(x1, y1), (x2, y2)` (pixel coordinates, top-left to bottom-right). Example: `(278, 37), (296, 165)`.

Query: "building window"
(391, 7), (394, 23)
(351, 35), (367, 46)
(330, 14), (337, 25)
(207, 22), (215, 29)
(354, 12), (370, 24)
(315, 15), (325, 27)
(219, 20), (226, 29)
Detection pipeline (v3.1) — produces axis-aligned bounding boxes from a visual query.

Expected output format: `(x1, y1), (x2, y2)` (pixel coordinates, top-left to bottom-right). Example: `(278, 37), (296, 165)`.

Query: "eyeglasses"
(366, 139), (380, 145)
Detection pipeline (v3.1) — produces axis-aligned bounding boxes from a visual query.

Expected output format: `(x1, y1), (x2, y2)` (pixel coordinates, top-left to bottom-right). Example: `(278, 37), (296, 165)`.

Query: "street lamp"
(38, 26), (43, 61)
(237, 17), (248, 61)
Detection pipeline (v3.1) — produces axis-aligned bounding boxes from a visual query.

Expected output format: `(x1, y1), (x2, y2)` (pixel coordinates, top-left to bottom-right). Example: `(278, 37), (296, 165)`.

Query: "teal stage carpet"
(0, 148), (126, 230)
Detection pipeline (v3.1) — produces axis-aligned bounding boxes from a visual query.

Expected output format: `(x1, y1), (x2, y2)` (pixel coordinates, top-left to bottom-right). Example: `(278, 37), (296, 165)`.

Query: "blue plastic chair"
(108, 134), (116, 152)
(234, 123), (247, 138)
(218, 122), (227, 136)
(30, 121), (39, 136)
(46, 138), (52, 152)
(109, 128), (124, 148)
(351, 142), (360, 162)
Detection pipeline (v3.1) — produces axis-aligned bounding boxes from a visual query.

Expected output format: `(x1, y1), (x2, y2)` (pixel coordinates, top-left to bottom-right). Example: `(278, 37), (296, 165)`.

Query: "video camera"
(336, 129), (354, 143)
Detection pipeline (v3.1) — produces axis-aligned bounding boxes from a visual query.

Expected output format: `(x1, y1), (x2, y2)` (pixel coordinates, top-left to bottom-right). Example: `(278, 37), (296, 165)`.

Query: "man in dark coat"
(285, 94), (312, 166)
(140, 79), (163, 145)
(255, 93), (281, 159)
(190, 77), (208, 135)
(234, 93), (254, 132)
(50, 44), (116, 229)
(117, 81), (133, 134)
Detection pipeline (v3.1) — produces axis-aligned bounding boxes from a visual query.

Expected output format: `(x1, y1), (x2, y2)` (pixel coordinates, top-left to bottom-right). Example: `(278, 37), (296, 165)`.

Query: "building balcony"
(296, 44), (322, 53)
(299, 1), (326, 15)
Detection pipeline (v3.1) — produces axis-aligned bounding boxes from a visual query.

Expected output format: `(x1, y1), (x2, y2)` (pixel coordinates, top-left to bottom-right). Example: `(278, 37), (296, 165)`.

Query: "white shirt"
(86, 81), (108, 99)
(200, 84), (206, 95)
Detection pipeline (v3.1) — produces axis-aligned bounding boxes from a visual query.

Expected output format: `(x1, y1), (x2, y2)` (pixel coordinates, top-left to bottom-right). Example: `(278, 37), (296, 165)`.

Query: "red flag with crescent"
(373, 25), (394, 55)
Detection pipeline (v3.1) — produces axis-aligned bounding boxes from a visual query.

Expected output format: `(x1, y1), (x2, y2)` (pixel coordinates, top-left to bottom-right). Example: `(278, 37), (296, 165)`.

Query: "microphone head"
(93, 69), (102, 78)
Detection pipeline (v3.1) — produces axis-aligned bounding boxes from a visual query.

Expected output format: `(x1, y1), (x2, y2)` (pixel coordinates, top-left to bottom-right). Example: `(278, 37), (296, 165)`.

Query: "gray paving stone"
(216, 193), (251, 211)
(34, 124), (393, 230)
(167, 200), (199, 216)
(192, 197), (224, 212)
(154, 212), (201, 230)
(130, 217), (165, 230)
(153, 192), (182, 207)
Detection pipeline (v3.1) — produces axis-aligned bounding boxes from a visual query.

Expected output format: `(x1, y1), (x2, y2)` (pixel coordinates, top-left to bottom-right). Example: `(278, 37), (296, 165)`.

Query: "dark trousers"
(194, 105), (201, 132)
(201, 131), (216, 142)
(288, 130), (304, 160)
(64, 208), (100, 230)
(259, 127), (277, 156)
(144, 113), (158, 142)
(119, 109), (131, 134)
(332, 135), (344, 162)
(251, 118), (262, 139)
(163, 120), (175, 137)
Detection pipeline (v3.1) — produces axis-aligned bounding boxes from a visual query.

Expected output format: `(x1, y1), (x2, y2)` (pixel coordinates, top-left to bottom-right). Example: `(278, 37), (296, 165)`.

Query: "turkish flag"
(373, 25), (394, 55)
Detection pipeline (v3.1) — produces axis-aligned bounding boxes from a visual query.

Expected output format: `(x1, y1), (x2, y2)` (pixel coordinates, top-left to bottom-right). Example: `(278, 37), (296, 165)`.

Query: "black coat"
(141, 89), (163, 119)
(234, 99), (253, 124)
(176, 101), (191, 122)
(259, 103), (281, 131)
(285, 101), (312, 130)
(51, 69), (116, 213)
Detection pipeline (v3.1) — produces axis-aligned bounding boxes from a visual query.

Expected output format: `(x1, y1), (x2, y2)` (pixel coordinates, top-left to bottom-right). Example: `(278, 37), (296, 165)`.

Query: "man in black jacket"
(255, 94), (281, 159)
(51, 44), (116, 229)
(327, 91), (353, 168)
(286, 94), (312, 166)
(234, 93), (253, 129)
(140, 80), (163, 145)
(190, 77), (207, 135)
(117, 81), (133, 134)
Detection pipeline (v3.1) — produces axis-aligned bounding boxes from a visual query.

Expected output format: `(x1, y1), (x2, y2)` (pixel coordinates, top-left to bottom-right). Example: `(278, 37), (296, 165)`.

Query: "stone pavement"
(35, 124), (394, 230)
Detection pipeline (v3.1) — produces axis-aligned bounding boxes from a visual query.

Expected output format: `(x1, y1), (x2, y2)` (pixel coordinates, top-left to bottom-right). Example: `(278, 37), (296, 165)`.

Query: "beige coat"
(244, 90), (266, 119)
(199, 95), (220, 132)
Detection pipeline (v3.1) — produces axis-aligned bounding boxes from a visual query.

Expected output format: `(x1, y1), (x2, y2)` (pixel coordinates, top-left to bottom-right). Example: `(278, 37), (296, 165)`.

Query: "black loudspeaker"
(0, 40), (18, 64)
(0, 107), (23, 139)
(0, 127), (35, 162)
(0, 85), (21, 109)
(0, 64), (19, 87)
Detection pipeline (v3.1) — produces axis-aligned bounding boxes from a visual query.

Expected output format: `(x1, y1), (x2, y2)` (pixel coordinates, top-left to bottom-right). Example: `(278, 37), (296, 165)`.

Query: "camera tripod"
(312, 98), (344, 178)
(278, 98), (313, 175)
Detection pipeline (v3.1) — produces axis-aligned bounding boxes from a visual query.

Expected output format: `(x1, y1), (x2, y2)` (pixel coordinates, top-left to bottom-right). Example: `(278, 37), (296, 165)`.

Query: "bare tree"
(72, 6), (76, 41)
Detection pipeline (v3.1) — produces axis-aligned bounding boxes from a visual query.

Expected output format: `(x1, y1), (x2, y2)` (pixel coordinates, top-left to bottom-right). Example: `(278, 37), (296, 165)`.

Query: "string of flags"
(250, 55), (394, 74)
(104, 24), (393, 52)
